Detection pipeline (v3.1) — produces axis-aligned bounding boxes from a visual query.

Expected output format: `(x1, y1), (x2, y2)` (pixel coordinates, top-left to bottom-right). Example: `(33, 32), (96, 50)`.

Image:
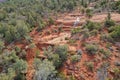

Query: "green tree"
(0, 40), (4, 52)
(33, 59), (57, 80)
(55, 45), (68, 61)
(13, 59), (28, 74)
(16, 20), (29, 38)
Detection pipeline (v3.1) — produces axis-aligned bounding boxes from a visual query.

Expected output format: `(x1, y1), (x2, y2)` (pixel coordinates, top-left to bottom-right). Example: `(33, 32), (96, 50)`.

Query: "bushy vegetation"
(102, 25), (120, 42)
(0, 40), (4, 52)
(43, 45), (68, 69)
(100, 33), (114, 42)
(99, 49), (111, 59)
(84, 21), (101, 31)
(110, 25), (120, 40)
(70, 54), (81, 63)
(33, 59), (57, 80)
(0, 0), (120, 80)
(54, 45), (68, 62)
(112, 67), (120, 80)
(71, 27), (81, 34)
(86, 8), (93, 18)
(85, 61), (94, 72)
(0, 0), (80, 79)
(104, 19), (115, 27)
(0, 0), (80, 43)
(85, 44), (99, 55)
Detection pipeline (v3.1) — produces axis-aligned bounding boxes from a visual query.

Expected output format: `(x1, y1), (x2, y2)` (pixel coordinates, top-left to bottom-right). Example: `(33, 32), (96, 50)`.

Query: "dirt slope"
(19, 12), (120, 80)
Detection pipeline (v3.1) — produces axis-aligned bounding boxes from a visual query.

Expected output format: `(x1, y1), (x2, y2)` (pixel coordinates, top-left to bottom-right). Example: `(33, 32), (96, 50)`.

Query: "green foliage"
(81, 0), (88, 8)
(58, 72), (66, 80)
(86, 44), (99, 55)
(0, 10), (7, 21)
(71, 27), (81, 34)
(50, 54), (62, 69)
(84, 21), (101, 31)
(99, 49), (111, 59)
(33, 59), (57, 80)
(13, 59), (28, 74)
(43, 46), (53, 59)
(104, 12), (115, 28)
(16, 20), (29, 38)
(70, 54), (81, 63)
(33, 58), (42, 70)
(0, 0), (80, 44)
(86, 8), (93, 18)
(43, 46), (66, 68)
(0, 68), (15, 80)
(48, 17), (54, 25)
(110, 26), (120, 40)
(0, 40), (4, 52)
(107, 12), (111, 20)
(86, 62), (94, 72)
(69, 75), (76, 80)
(100, 34), (114, 42)
(18, 50), (26, 59)
(55, 45), (68, 62)
(81, 29), (90, 40)
(0, 50), (19, 67)
(5, 30), (13, 43)
(112, 67), (120, 80)
(90, 29), (98, 36)
(15, 46), (21, 53)
(69, 39), (76, 44)
(104, 19), (115, 27)
(111, 0), (120, 13)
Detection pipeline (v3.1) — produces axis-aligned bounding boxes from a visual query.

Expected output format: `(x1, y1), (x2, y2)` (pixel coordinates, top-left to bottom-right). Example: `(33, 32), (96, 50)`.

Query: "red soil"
(14, 12), (120, 80)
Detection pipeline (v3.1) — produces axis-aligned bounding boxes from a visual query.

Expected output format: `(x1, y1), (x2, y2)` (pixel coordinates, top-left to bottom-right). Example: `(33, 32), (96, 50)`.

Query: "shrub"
(110, 26), (120, 40)
(35, 50), (40, 57)
(16, 20), (29, 38)
(100, 34), (114, 42)
(50, 54), (62, 69)
(86, 8), (93, 18)
(43, 46), (63, 68)
(104, 19), (115, 27)
(112, 67), (120, 78)
(15, 46), (21, 53)
(76, 49), (83, 55)
(37, 21), (46, 31)
(71, 28), (81, 34)
(48, 17), (54, 25)
(33, 58), (42, 70)
(86, 62), (94, 72)
(43, 46), (53, 59)
(100, 49), (111, 59)
(0, 68), (15, 80)
(69, 75), (76, 80)
(33, 59), (57, 80)
(13, 59), (28, 74)
(86, 44), (99, 55)
(0, 40), (4, 52)
(58, 72), (66, 80)
(69, 39), (76, 44)
(84, 21), (101, 31)
(108, 26), (116, 32)
(70, 55), (81, 63)
(0, 11), (7, 21)
(90, 29), (98, 36)
(55, 45), (68, 62)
